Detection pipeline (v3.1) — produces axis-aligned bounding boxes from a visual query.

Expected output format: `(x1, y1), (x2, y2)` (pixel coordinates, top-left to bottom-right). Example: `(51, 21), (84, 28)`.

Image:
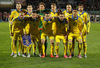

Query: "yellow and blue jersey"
(78, 11), (91, 33)
(53, 17), (69, 36)
(63, 10), (72, 18)
(67, 15), (84, 33)
(11, 16), (26, 34)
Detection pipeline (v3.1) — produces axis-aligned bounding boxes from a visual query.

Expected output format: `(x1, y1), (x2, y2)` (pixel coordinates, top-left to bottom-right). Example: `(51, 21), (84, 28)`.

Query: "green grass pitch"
(0, 22), (100, 68)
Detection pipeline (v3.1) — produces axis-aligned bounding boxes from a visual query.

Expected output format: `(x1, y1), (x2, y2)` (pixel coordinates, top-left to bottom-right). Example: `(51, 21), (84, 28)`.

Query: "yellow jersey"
(53, 18), (68, 36)
(24, 17), (41, 35)
(25, 12), (32, 34)
(11, 17), (26, 34)
(41, 18), (53, 35)
(78, 11), (91, 33)
(63, 10), (72, 18)
(67, 15), (84, 33)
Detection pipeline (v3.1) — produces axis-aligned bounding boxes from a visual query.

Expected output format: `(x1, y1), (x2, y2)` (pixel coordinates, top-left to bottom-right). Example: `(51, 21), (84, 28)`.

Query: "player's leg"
(32, 39), (36, 57)
(77, 35), (83, 58)
(72, 38), (75, 57)
(18, 37), (22, 56)
(10, 38), (14, 56)
(41, 33), (46, 58)
(50, 36), (54, 58)
(68, 33), (73, 58)
(55, 35), (60, 58)
(83, 35), (87, 58)
(62, 36), (68, 58)
(45, 39), (47, 56)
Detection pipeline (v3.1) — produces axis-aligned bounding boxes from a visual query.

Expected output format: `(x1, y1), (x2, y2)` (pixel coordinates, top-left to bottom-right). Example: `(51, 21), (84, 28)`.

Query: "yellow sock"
(11, 40), (14, 53)
(24, 47), (27, 53)
(83, 42), (87, 54)
(64, 44), (67, 55)
(28, 45), (32, 54)
(18, 42), (21, 52)
(42, 44), (45, 55)
(13, 44), (17, 54)
(50, 44), (54, 55)
(68, 43), (72, 55)
(33, 44), (36, 53)
(55, 44), (59, 55)
(78, 42), (83, 55)
(21, 45), (24, 54)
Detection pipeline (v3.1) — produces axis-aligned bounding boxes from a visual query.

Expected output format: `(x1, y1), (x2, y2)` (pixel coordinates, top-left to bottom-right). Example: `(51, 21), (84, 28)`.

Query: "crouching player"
(11, 11), (26, 57)
(67, 8), (85, 58)
(41, 12), (54, 58)
(52, 13), (69, 58)
(24, 11), (42, 57)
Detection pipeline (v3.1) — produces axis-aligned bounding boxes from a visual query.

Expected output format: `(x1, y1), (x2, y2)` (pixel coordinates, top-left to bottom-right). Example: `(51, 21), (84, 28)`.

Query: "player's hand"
(10, 33), (13, 36)
(80, 32), (82, 36)
(24, 32), (27, 35)
(65, 35), (68, 39)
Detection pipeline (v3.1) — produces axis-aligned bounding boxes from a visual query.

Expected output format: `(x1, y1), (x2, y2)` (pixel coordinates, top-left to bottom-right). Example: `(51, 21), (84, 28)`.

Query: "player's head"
(51, 3), (57, 12)
(39, 2), (45, 10)
(31, 11), (37, 19)
(66, 4), (72, 12)
(16, 2), (21, 10)
(72, 8), (78, 17)
(27, 4), (33, 12)
(78, 4), (84, 12)
(44, 12), (50, 20)
(58, 13), (65, 21)
(19, 11), (24, 19)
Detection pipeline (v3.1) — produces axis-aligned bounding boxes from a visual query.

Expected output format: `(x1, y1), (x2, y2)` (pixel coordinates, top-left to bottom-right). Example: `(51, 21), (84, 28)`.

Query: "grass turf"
(0, 22), (100, 68)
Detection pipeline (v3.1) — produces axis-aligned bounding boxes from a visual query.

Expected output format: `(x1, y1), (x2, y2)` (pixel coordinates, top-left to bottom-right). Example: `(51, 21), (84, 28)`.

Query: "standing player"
(67, 8), (85, 58)
(63, 4), (74, 56)
(11, 11), (26, 57)
(78, 4), (91, 58)
(52, 13), (69, 58)
(9, 2), (22, 56)
(24, 4), (33, 56)
(41, 13), (54, 58)
(50, 3), (61, 56)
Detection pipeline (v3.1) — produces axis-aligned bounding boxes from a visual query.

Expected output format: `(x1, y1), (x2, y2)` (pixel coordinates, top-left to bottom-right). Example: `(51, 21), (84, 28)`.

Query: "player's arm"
(52, 18), (57, 36)
(86, 13), (91, 34)
(80, 19), (85, 36)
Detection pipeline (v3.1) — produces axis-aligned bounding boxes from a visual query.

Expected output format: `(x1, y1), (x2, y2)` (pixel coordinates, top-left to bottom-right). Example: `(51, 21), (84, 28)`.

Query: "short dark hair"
(45, 12), (49, 14)
(51, 3), (56, 6)
(73, 8), (78, 10)
(78, 4), (84, 8)
(16, 2), (21, 5)
(39, 2), (45, 6)
(32, 10), (36, 13)
(67, 3), (72, 6)
(27, 4), (32, 7)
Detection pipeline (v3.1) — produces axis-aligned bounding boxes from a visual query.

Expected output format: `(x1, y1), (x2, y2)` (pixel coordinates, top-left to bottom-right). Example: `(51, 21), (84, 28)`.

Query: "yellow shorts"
(41, 33), (54, 40)
(31, 34), (40, 42)
(68, 32), (82, 41)
(55, 35), (66, 43)
(13, 33), (23, 40)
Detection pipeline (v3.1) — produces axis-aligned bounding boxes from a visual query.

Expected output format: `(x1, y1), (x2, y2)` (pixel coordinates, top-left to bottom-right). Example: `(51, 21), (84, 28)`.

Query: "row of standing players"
(9, 2), (91, 58)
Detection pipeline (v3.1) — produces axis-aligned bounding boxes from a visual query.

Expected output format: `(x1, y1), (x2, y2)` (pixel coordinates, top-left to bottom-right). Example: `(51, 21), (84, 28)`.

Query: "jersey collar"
(72, 15), (78, 20)
(27, 12), (32, 16)
(66, 10), (72, 14)
(16, 9), (22, 13)
(18, 17), (24, 21)
(44, 18), (50, 22)
(51, 9), (58, 14)
(58, 18), (65, 24)
(79, 11), (85, 15)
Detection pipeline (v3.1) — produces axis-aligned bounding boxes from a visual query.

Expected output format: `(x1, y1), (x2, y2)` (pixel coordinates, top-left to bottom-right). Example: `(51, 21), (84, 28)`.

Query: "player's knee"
(64, 43), (66, 45)
(68, 39), (72, 43)
(56, 42), (59, 45)
(41, 39), (45, 44)
(78, 39), (82, 43)
(50, 40), (54, 44)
